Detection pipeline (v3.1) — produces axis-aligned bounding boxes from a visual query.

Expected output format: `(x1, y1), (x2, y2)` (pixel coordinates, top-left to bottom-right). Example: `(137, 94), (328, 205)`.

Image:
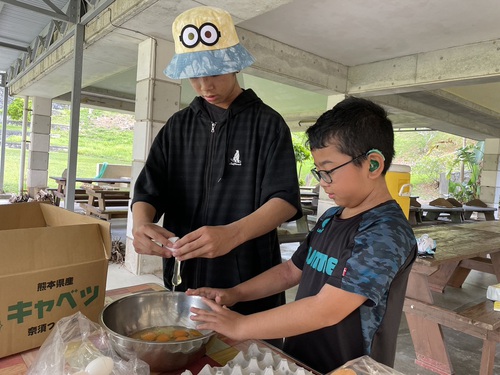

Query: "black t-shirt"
(203, 100), (227, 123)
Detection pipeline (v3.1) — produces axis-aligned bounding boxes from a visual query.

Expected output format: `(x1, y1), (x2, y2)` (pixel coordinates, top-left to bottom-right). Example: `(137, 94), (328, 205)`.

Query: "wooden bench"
(421, 204), (464, 223)
(50, 176), (131, 207)
(80, 203), (129, 220)
(277, 207), (314, 244)
(80, 204), (129, 220)
(277, 230), (308, 244)
(409, 206), (423, 225)
(52, 188), (89, 206)
(463, 205), (497, 221)
(80, 188), (130, 221)
(404, 298), (500, 375)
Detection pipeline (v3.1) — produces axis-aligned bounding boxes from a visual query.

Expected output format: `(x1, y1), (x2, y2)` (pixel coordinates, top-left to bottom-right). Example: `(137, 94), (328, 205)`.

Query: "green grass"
(2, 148), (132, 194)
(2, 120), (133, 194)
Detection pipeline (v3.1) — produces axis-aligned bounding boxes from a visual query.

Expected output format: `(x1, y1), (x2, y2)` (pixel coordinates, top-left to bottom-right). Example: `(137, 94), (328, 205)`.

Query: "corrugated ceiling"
(0, 0), (71, 74)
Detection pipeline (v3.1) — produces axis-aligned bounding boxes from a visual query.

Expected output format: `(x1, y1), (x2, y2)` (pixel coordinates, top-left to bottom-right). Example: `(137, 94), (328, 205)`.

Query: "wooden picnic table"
(80, 187), (130, 220)
(406, 222), (500, 375)
(49, 176), (131, 206)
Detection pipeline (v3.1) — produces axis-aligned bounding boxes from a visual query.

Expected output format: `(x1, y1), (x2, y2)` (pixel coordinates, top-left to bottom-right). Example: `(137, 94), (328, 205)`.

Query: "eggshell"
(84, 356), (114, 375)
(165, 236), (179, 251)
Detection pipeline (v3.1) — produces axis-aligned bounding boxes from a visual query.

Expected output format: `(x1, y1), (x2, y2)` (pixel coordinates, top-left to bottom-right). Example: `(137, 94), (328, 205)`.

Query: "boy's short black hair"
(306, 96), (395, 173)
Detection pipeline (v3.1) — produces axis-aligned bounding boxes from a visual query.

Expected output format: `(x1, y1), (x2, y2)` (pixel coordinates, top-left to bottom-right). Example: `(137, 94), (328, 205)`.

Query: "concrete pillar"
(125, 37), (181, 275)
(480, 138), (500, 219)
(316, 94), (345, 218)
(27, 97), (51, 197)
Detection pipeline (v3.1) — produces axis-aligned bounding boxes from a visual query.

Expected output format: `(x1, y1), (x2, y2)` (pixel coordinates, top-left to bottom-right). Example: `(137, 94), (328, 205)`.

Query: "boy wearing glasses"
(189, 97), (417, 373)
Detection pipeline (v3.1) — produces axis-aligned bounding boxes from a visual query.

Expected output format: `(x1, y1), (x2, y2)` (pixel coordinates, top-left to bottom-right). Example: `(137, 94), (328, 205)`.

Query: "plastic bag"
(416, 234), (436, 258)
(329, 355), (405, 374)
(27, 311), (149, 375)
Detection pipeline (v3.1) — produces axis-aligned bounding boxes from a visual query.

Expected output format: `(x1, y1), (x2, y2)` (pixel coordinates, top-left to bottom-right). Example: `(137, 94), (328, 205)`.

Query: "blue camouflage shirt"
(285, 200), (416, 373)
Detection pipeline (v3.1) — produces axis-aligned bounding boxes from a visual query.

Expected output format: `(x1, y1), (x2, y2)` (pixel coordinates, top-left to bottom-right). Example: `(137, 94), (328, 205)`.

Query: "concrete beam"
(238, 28), (348, 96)
(348, 38), (500, 96)
(372, 93), (500, 140)
(55, 86), (135, 113)
(417, 89), (500, 127)
(84, 0), (158, 45)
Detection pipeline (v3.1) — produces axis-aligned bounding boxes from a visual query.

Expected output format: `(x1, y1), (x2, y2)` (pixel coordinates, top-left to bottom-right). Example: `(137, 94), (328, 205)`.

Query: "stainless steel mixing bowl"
(99, 290), (215, 372)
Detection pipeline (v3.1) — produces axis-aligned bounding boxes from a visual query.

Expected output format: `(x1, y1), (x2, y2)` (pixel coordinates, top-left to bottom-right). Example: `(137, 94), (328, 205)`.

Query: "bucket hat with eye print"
(164, 6), (255, 79)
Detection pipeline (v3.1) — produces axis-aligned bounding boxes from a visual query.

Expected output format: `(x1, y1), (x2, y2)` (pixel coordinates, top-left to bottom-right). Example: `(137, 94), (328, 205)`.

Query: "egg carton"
(181, 343), (314, 375)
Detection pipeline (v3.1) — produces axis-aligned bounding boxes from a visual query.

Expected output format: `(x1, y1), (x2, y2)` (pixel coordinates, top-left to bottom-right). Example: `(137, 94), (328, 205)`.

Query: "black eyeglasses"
(311, 153), (366, 183)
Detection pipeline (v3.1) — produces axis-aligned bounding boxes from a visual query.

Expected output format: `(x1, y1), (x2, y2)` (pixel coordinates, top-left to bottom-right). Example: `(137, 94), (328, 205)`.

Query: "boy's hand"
(132, 222), (176, 258)
(190, 298), (247, 341)
(171, 225), (239, 260)
(186, 287), (237, 307)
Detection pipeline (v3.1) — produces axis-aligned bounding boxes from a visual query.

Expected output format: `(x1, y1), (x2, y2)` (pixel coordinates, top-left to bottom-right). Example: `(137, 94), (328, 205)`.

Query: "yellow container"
(385, 164), (411, 219)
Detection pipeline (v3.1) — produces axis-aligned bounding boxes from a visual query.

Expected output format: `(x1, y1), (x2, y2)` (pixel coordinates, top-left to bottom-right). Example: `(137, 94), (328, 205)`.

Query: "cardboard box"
(0, 202), (111, 358)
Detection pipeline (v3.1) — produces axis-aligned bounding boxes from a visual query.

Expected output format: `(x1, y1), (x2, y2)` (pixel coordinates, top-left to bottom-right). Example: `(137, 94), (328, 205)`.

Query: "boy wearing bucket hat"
(189, 98), (417, 373)
(131, 6), (302, 317)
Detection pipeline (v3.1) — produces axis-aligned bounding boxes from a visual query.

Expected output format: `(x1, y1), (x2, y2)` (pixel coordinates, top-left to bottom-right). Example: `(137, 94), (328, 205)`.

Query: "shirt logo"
(306, 246), (338, 276)
(229, 150), (242, 166)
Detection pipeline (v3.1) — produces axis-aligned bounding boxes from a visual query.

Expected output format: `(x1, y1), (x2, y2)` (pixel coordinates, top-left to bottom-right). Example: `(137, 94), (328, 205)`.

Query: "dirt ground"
(411, 182), (440, 204)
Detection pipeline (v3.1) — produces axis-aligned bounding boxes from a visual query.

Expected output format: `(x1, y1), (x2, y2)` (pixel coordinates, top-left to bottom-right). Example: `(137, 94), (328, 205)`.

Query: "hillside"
(295, 130), (476, 202)
(1, 103), (476, 202)
(1, 106), (135, 194)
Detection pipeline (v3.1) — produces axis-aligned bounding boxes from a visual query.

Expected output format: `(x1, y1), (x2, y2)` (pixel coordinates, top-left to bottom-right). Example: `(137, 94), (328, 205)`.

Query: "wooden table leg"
(405, 263), (455, 375)
(84, 193), (97, 216)
(54, 182), (65, 206)
(425, 211), (439, 221)
(406, 263), (439, 303)
(450, 212), (463, 223)
(409, 210), (418, 225)
(406, 313), (454, 375)
(428, 261), (460, 292)
(296, 214), (309, 233)
(490, 252), (500, 282)
(484, 211), (496, 221)
(479, 340), (496, 375)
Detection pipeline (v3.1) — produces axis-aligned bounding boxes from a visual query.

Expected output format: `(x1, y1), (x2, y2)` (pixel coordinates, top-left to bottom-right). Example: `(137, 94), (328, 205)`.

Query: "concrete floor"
(107, 217), (499, 374)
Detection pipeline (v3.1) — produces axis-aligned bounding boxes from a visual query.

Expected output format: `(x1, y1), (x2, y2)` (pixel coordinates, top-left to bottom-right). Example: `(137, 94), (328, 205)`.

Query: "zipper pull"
(211, 122), (217, 133)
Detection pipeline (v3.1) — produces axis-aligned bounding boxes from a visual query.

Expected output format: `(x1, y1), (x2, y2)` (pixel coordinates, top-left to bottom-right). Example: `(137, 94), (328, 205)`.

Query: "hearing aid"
(369, 160), (380, 172)
(367, 149), (385, 172)
(367, 149), (385, 159)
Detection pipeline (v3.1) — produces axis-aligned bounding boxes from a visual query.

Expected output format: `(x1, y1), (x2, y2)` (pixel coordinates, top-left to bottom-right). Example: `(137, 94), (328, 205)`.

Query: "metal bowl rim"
(99, 290), (215, 344)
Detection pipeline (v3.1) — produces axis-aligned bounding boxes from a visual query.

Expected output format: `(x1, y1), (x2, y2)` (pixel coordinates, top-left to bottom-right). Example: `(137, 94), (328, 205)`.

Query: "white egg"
(72, 372), (90, 375)
(84, 356), (114, 375)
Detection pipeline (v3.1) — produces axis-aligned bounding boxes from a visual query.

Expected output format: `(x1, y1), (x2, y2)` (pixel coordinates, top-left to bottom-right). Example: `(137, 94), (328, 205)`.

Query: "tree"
(7, 97), (31, 122)
(446, 142), (484, 203)
(292, 133), (312, 185)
